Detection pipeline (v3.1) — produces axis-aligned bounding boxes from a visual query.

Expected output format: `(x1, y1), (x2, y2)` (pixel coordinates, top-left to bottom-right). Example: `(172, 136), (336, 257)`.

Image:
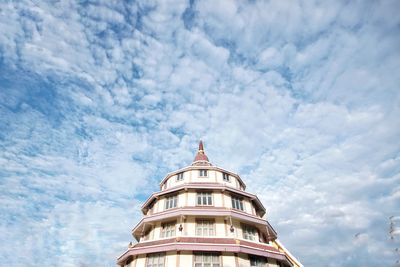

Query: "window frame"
(199, 169), (208, 177)
(242, 224), (258, 241)
(195, 219), (215, 236)
(164, 195), (178, 210)
(176, 172), (184, 181)
(196, 191), (213, 206)
(160, 221), (176, 238)
(249, 255), (267, 267)
(193, 252), (220, 267)
(222, 173), (230, 182)
(231, 195), (245, 211)
(146, 253), (165, 267)
(143, 225), (153, 241)
(126, 256), (134, 265)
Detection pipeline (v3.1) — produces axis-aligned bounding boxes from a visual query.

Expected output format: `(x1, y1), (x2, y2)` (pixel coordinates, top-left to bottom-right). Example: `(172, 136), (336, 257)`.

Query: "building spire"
(192, 140), (211, 166)
(198, 140), (204, 153)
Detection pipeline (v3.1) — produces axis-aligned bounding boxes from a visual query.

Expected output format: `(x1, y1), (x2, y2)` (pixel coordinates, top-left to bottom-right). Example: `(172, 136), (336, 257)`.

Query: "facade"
(117, 142), (302, 267)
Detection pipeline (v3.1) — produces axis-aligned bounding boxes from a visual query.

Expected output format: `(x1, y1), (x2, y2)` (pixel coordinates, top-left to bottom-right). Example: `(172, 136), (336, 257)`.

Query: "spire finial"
(192, 140), (211, 166)
(198, 140), (204, 153)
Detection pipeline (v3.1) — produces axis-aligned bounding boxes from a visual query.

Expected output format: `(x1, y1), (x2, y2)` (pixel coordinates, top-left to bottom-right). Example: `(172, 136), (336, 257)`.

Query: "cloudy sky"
(0, 0), (399, 266)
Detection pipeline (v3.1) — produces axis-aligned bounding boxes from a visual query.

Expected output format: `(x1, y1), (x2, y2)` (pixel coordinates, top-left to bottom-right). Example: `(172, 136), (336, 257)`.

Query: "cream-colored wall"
(222, 253), (236, 267)
(177, 192), (185, 208)
(153, 222), (161, 239)
(142, 217), (263, 241)
(186, 191), (196, 206)
(141, 181), (266, 242)
(222, 192), (229, 208)
(147, 191), (259, 232)
(238, 253), (248, 267)
(154, 197), (160, 213)
(165, 251), (176, 266)
(231, 219), (240, 239)
(215, 217), (226, 237)
(214, 191), (223, 207)
(130, 255), (145, 267)
(184, 216), (195, 236)
(124, 252), (282, 267)
(243, 200), (252, 213)
(179, 252), (192, 267)
(153, 191), (254, 212)
(162, 169), (244, 191)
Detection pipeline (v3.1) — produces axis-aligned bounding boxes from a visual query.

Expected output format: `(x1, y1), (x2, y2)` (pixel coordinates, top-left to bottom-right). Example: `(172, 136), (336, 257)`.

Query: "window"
(165, 195), (177, 210)
(249, 256), (267, 267)
(194, 252), (220, 267)
(243, 224), (257, 241)
(146, 253), (165, 267)
(160, 221), (176, 238)
(231, 196), (244, 211)
(125, 256), (133, 265)
(222, 173), (230, 182)
(143, 226), (153, 240)
(176, 172), (184, 181)
(196, 220), (215, 236)
(199, 169), (208, 177)
(197, 192), (213, 206)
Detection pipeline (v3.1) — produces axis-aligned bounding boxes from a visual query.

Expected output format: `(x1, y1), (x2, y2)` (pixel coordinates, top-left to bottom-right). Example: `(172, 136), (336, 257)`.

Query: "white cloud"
(0, 0), (399, 266)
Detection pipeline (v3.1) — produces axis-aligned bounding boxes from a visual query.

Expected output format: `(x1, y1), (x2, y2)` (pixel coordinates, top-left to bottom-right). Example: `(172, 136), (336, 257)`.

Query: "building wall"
(119, 149), (302, 267)
(141, 215), (265, 242)
(134, 254), (146, 267)
(162, 168), (244, 191)
(124, 252), (283, 267)
(179, 251), (192, 267)
(165, 251), (176, 266)
(153, 191), (255, 214)
(222, 252), (237, 267)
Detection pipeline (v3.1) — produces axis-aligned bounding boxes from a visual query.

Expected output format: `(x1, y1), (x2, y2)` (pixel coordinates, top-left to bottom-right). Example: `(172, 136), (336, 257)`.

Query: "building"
(117, 141), (302, 267)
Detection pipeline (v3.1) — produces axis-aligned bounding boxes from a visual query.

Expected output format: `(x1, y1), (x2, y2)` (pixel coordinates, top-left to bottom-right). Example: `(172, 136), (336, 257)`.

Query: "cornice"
(141, 182), (265, 216)
(158, 165), (247, 189)
(132, 206), (277, 241)
(117, 237), (292, 266)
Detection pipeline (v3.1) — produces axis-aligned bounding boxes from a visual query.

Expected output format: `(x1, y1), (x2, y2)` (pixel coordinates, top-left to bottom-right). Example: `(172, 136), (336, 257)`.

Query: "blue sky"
(0, 0), (399, 266)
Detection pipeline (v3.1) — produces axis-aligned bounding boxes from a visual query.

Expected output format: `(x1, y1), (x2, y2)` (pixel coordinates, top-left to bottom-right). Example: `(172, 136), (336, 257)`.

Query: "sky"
(0, 0), (399, 266)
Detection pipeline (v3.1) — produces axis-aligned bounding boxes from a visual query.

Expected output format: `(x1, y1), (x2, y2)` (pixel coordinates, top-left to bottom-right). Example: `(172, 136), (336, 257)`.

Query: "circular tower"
(117, 141), (302, 267)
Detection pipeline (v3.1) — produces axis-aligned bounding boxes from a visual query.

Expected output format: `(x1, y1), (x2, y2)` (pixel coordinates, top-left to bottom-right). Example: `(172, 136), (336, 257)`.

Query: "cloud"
(0, 0), (399, 266)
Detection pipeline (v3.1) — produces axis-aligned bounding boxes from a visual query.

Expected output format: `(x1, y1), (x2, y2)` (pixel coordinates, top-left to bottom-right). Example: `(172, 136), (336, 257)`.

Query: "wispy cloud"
(0, 0), (399, 266)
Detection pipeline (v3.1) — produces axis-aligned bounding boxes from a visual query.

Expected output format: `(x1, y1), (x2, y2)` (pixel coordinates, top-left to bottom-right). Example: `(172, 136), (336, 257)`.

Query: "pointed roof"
(192, 140), (212, 166)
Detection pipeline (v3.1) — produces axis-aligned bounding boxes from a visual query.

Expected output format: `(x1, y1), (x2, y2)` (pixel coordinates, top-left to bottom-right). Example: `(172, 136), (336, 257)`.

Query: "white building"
(117, 141), (302, 267)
